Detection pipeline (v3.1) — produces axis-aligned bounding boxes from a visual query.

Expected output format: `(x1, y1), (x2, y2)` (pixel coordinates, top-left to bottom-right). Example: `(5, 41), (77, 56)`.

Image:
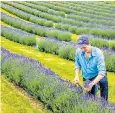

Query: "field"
(1, 75), (52, 113)
(1, 1), (115, 113)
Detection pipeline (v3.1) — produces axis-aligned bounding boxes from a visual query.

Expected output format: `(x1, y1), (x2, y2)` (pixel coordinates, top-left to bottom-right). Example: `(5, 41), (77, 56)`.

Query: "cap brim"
(76, 44), (86, 48)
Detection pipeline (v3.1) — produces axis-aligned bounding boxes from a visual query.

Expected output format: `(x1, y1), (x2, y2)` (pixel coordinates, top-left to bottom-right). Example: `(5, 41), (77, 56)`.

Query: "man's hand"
(85, 82), (94, 92)
(74, 76), (79, 84)
(86, 74), (104, 92)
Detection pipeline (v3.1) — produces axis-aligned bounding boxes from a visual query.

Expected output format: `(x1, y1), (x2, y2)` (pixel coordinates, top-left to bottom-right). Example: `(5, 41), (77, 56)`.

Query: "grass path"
(1, 75), (52, 113)
(1, 37), (115, 103)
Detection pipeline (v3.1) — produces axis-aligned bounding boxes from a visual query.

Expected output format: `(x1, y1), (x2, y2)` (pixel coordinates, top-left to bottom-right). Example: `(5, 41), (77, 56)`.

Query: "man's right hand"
(74, 76), (79, 84)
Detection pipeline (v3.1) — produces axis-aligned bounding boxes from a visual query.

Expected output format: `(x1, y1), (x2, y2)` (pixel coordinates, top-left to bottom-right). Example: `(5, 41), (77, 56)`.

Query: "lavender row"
(1, 2), (115, 39)
(63, 1), (115, 12)
(1, 48), (115, 113)
(1, 4), (72, 42)
(39, 36), (115, 53)
(37, 37), (115, 72)
(13, 1), (115, 30)
(18, 1), (115, 29)
(2, 1), (115, 32)
(2, 11), (115, 52)
(61, 1), (115, 14)
(33, 1), (115, 22)
(1, 25), (36, 46)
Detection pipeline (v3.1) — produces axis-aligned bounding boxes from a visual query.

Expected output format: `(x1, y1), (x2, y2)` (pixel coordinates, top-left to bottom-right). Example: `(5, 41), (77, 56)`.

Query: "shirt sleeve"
(75, 49), (81, 70)
(97, 51), (106, 76)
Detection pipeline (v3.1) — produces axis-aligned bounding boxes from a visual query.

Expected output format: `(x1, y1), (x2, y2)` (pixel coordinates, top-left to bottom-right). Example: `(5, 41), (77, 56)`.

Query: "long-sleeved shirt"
(75, 46), (106, 79)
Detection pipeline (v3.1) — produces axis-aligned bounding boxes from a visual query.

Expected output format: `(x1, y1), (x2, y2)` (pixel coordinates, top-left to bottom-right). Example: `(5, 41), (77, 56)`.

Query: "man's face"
(81, 45), (89, 53)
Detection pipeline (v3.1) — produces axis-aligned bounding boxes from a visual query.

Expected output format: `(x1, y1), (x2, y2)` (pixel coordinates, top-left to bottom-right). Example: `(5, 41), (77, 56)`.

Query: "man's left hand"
(85, 82), (94, 92)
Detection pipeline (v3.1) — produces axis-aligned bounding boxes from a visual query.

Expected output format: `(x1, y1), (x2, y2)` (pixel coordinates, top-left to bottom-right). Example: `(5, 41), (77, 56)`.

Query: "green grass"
(1, 37), (115, 103)
(1, 75), (52, 113)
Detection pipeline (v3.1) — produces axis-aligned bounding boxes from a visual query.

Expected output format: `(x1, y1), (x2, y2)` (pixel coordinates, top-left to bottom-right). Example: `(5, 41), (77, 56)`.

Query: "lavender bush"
(37, 37), (115, 72)
(1, 25), (36, 46)
(109, 41), (115, 50)
(59, 46), (75, 60)
(38, 38), (76, 60)
(1, 48), (115, 113)
(1, 11), (72, 41)
(25, 1), (115, 31)
(90, 38), (109, 48)
(38, 39), (59, 55)
(46, 30), (58, 38)
(2, 1), (115, 39)
(104, 52), (115, 72)
(57, 32), (72, 41)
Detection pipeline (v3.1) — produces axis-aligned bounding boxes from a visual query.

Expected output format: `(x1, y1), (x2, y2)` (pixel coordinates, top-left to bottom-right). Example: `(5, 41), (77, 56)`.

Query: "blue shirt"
(75, 46), (106, 79)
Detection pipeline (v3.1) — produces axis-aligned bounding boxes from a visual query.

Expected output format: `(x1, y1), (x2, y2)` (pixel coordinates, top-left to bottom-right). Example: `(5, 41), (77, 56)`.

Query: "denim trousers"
(83, 75), (108, 100)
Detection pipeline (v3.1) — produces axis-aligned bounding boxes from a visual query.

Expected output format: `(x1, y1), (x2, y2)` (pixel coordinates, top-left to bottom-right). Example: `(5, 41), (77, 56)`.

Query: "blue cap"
(76, 36), (89, 48)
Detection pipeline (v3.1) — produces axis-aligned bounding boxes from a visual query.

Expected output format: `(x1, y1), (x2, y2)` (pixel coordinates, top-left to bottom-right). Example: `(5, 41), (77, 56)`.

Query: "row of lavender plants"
(18, 1), (66, 17)
(90, 38), (115, 50)
(1, 9), (115, 50)
(61, 1), (115, 14)
(1, 48), (115, 113)
(51, 2), (115, 23)
(76, 1), (115, 10)
(1, 25), (36, 46)
(31, 1), (115, 22)
(63, 1), (115, 13)
(1, 2), (55, 27)
(37, 37), (115, 72)
(10, 1), (115, 30)
(56, 1), (115, 19)
(32, 1), (115, 22)
(3, 10), (115, 51)
(34, 1), (115, 31)
(18, 1), (115, 27)
(59, 2), (115, 19)
(1, 6), (72, 42)
(88, 35), (115, 50)
(20, 1), (115, 31)
(2, 2), (115, 39)
(2, 13), (115, 57)
(2, 2), (63, 23)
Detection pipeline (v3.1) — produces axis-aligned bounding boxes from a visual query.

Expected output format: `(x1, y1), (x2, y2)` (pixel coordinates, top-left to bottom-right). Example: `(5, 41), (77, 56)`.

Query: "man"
(74, 35), (108, 100)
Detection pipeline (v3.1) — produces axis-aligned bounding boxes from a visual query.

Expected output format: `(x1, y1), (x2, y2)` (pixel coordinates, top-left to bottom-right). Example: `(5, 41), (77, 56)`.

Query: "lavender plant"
(1, 48), (115, 113)
(1, 11), (72, 41)
(109, 41), (115, 50)
(37, 37), (115, 72)
(2, 1), (115, 39)
(1, 25), (36, 46)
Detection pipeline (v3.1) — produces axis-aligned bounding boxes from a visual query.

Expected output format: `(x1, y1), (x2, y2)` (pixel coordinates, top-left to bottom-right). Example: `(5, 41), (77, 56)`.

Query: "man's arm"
(74, 49), (81, 84)
(87, 50), (106, 91)
(74, 68), (80, 83)
(86, 74), (104, 92)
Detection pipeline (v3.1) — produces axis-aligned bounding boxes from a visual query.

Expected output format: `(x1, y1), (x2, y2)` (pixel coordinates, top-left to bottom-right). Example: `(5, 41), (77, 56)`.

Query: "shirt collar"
(91, 46), (96, 56)
(81, 46), (96, 57)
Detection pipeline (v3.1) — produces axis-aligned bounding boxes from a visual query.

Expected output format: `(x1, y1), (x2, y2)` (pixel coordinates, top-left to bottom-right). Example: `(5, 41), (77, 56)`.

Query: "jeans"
(83, 75), (108, 100)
